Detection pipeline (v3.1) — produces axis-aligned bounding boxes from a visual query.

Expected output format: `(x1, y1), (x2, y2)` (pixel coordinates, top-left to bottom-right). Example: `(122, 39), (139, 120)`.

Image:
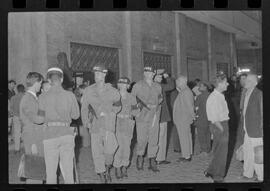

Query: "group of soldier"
(8, 62), (263, 184)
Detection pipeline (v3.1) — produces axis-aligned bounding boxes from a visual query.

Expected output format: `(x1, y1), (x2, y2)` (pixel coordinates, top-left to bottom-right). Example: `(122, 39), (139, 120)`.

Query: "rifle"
(136, 96), (150, 111)
(88, 104), (98, 122)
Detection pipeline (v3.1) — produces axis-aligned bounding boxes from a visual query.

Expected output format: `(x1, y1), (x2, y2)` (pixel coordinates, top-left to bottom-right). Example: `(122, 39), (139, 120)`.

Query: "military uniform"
(113, 77), (139, 178)
(38, 67), (80, 184)
(81, 66), (121, 182)
(132, 67), (162, 171)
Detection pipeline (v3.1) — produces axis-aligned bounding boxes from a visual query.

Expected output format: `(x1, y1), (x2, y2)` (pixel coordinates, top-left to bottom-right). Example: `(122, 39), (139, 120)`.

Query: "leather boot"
(105, 165), (112, 183)
(121, 166), (128, 178)
(136, 155), (144, 171)
(148, 158), (160, 173)
(115, 167), (122, 179)
(98, 172), (106, 183)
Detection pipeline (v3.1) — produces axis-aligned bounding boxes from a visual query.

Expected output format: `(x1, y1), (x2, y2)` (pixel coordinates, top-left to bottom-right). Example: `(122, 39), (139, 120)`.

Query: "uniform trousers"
(156, 122), (168, 161)
(43, 135), (75, 184)
(207, 121), (229, 181)
(113, 132), (132, 168)
(175, 122), (193, 159)
(136, 112), (160, 158)
(243, 133), (263, 181)
(79, 126), (90, 147)
(12, 116), (22, 151)
(91, 128), (118, 173)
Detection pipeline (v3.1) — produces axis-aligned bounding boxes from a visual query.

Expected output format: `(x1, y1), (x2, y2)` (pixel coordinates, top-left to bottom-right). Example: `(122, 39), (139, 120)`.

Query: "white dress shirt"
(206, 89), (229, 123)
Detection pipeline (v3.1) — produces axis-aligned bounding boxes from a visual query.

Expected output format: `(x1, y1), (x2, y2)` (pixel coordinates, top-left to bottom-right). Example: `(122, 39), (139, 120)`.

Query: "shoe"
(204, 171), (213, 178)
(148, 158), (160, 173)
(174, 149), (181, 153)
(177, 157), (192, 163)
(213, 179), (224, 183)
(121, 166), (128, 178)
(238, 175), (255, 181)
(136, 155), (144, 171)
(98, 172), (106, 183)
(115, 167), (122, 180)
(157, 160), (171, 165)
(105, 165), (112, 183)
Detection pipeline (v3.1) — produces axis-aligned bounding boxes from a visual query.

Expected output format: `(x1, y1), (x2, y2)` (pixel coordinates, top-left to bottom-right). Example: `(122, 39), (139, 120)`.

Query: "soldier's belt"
(47, 122), (70, 127)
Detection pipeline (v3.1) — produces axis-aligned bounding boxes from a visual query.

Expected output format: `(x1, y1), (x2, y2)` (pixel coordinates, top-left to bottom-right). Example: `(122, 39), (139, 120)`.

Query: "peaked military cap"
(117, 77), (130, 85)
(144, 66), (155, 73)
(93, 64), (108, 73)
(47, 67), (63, 74)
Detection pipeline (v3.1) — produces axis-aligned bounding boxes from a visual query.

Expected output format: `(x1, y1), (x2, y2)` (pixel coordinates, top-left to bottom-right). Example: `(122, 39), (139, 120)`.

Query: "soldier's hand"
(163, 73), (169, 79)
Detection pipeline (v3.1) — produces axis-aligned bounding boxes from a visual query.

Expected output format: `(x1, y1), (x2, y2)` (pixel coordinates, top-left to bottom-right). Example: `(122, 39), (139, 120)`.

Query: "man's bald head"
(176, 75), (187, 89)
(245, 74), (258, 89)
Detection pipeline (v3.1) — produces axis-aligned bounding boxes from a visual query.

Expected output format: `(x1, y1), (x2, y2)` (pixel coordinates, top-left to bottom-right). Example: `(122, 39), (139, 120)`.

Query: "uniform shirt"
(116, 92), (139, 136)
(10, 92), (24, 117)
(81, 83), (121, 133)
(206, 89), (229, 123)
(20, 91), (44, 127)
(38, 84), (80, 139)
(131, 79), (162, 122)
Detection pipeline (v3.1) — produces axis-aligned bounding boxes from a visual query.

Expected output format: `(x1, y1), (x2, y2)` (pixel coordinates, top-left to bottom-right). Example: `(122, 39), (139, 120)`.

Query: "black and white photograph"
(8, 11), (262, 184)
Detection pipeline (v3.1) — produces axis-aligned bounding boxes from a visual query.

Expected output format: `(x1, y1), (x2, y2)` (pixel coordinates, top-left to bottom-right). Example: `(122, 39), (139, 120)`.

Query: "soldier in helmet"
(131, 66), (163, 173)
(113, 77), (140, 179)
(38, 67), (80, 184)
(81, 64), (121, 183)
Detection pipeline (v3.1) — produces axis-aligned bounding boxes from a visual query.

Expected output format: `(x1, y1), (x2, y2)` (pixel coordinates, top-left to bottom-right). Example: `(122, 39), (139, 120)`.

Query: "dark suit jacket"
(243, 87), (263, 138)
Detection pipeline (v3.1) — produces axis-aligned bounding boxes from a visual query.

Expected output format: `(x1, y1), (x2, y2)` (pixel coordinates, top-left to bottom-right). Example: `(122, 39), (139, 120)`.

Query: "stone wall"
(237, 49), (262, 74)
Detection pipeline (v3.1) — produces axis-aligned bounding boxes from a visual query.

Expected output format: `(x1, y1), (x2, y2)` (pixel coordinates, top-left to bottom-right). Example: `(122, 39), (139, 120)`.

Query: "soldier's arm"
(70, 93), (80, 120)
(81, 89), (90, 128)
(111, 89), (122, 114)
(157, 84), (163, 105)
(22, 98), (44, 124)
(130, 95), (140, 117)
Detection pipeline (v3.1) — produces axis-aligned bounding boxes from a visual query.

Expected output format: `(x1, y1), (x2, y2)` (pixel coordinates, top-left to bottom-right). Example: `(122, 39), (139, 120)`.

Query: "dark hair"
(194, 78), (201, 85)
(16, 84), (25, 93)
(213, 73), (227, 88)
(8, 79), (16, 84)
(26, 72), (44, 87)
(42, 80), (49, 86)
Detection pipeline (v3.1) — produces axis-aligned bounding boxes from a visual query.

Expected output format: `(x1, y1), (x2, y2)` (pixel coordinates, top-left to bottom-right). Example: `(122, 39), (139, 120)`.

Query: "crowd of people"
(8, 63), (263, 184)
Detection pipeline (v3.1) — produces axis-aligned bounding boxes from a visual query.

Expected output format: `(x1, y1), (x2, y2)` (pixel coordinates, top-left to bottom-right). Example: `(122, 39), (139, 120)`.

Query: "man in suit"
(242, 74), (263, 181)
(173, 75), (195, 162)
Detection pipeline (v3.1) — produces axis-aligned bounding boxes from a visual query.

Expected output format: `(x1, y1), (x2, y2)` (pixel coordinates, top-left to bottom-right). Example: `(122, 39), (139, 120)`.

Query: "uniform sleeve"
(70, 93), (80, 120)
(111, 88), (121, 114)
(130, 95), (140, 117)
(22, 97), (44, 124)
(162, 77), (176, 92)
(157, 84), (163, 105)
(206, 96), (219, 123)
(81, 89), (90, 127)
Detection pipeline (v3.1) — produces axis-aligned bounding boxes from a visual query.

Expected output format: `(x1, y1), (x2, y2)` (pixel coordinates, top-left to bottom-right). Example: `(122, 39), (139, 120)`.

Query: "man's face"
(244, 76), (256, 89)
(219, 79), (229, 92)
(154, 75), (162, 83)
(9, 82), (16, 90)
(144, 71), (154, 81)
(240, 76), (247, 88)
(42, 83), (51, 92)
(176, 78), (186, 89)
(117, 83), (128, 91)
(199, 83), (207, 92)
(34, 81), (42, 92)
(94, 71), (106, 83)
